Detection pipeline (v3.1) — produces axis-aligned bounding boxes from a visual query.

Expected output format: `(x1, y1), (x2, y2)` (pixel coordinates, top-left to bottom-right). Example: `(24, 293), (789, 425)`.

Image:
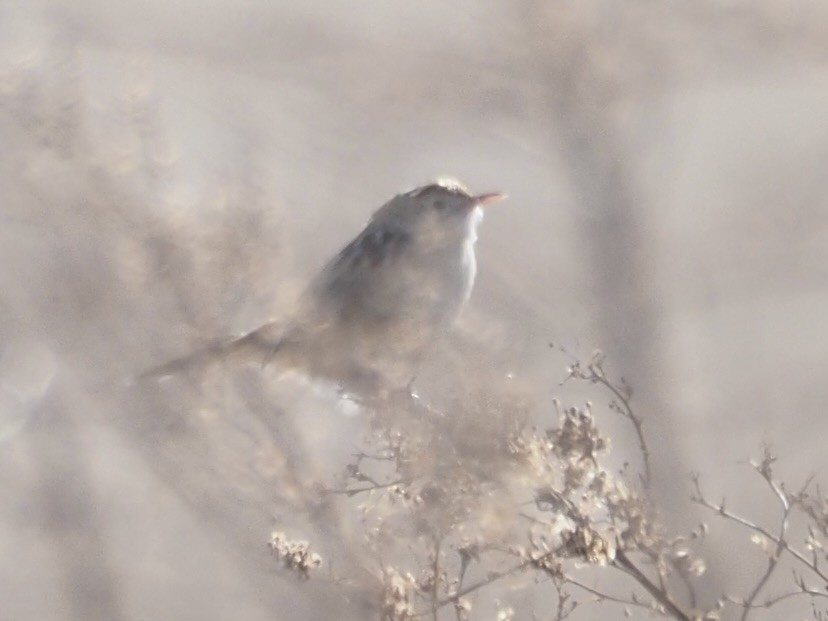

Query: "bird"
(139, 178), (506, 397)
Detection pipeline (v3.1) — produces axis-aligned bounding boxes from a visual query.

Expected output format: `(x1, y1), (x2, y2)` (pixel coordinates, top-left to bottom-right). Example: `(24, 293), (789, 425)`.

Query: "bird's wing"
(303, 221), (413, 316)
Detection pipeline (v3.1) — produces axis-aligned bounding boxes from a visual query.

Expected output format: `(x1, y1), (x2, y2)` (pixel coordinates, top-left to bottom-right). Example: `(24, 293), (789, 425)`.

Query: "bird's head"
(374, 178), (506, 248)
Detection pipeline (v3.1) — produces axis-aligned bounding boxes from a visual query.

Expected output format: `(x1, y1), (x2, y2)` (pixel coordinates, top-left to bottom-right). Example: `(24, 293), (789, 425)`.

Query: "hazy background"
(2, 1), (828, 619)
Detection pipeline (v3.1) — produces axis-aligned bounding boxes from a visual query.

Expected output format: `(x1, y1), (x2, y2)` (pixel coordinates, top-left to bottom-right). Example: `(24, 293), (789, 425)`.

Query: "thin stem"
(431, 537), (441, 621)
(550, 578), (577, 621)
(587, 364), (652, 489)
(565, 575), (656, 611)
(453, 548), (472, 621)
(692, 476), (828, 584)
(322, 478), (411, 497)
(559, 352), (652, 490)
(435, 560), (532, 609)
(614, 548), (692, 621)
(735, 585), (828, 608)
(737, 470), (792, 621)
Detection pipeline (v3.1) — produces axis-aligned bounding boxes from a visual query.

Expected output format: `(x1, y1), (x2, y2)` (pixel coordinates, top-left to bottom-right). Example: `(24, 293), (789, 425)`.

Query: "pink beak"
(474, 192), (507, 206)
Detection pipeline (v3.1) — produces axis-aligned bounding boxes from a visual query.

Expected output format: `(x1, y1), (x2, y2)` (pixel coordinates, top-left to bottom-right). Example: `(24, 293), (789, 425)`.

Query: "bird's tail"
(136, 326), (284, 382)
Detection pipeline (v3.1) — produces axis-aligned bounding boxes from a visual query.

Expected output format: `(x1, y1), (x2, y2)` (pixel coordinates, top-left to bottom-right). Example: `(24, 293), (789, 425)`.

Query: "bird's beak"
(474, 192), (507, 206)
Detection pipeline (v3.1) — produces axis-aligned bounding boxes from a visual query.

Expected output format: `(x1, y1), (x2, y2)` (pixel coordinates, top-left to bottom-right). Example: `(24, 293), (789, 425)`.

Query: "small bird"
(140, 179), (505, 397)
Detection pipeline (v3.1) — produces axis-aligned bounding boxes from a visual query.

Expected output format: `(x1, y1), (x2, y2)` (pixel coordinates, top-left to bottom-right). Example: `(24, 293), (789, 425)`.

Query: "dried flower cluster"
(268, 531), (322, 579)
(267, 353), (826, 620)
(297, 356), (716, 620)
(380, 567), (417, 620)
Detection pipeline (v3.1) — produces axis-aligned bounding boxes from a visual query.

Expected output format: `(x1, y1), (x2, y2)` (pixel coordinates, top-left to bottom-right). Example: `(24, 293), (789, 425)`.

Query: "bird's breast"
(459, 237), (477, 303)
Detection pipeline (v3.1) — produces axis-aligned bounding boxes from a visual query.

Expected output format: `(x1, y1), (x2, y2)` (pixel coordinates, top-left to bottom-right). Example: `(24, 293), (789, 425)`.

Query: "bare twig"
(735, 451), (794, 621)
(431, 537), (442, 621)
(321, 478), (412, 497)
(452, 547), (472, 621)
(732, 583), (828, 609)
(614, 548), (692, 621)
(565, 575), (657, 611)
(692, 474), (828, 585)
(435, 559), (531, 609)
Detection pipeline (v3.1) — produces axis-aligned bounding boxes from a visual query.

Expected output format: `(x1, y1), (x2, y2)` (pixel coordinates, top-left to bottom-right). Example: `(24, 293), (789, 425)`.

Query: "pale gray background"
(1, 1), (827, 619)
